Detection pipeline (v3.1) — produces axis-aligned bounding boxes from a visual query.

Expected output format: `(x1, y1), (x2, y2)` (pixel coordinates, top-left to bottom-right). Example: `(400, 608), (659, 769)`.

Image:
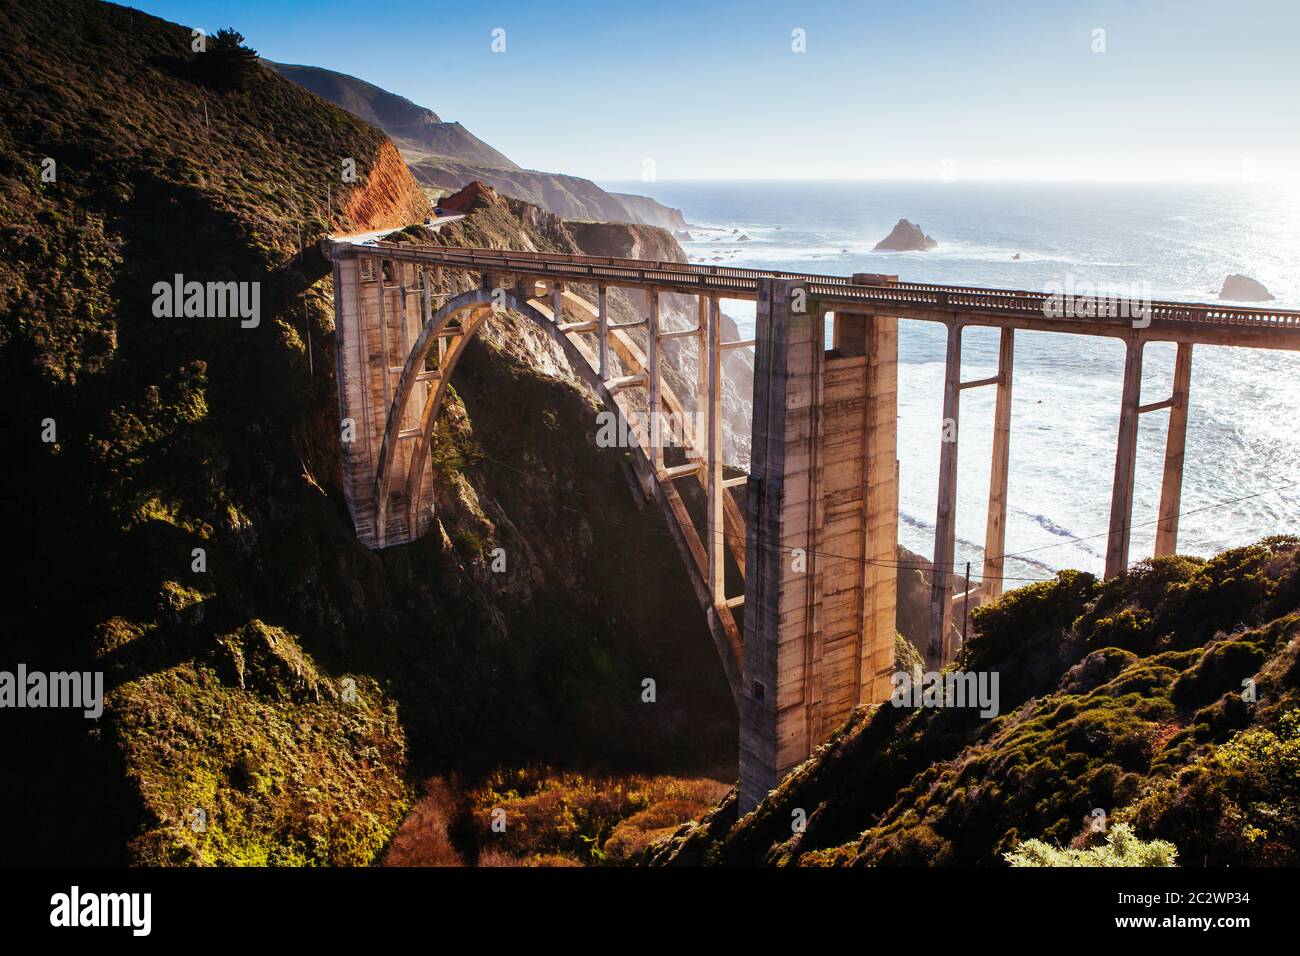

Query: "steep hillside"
(265, 60), (688, 229)
(609, 192), (690, 232)
(569, 220), (687, 262)
(647, 539), (1300, 867)
(0, 0), (734, 865)
(265, 61), (519, 170)
(412, 157), (634, 221)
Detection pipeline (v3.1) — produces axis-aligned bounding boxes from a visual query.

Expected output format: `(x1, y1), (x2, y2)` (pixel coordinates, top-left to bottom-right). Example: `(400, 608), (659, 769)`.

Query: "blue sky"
(134, 0), (1299, 182)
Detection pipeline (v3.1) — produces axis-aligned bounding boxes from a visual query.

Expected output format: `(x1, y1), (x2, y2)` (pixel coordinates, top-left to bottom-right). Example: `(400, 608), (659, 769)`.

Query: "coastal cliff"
(608, 192), (691, 232)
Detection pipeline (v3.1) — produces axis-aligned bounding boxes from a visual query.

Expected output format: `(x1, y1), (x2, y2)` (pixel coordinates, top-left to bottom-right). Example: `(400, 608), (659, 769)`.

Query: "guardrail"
(332, 241), (1300, 334)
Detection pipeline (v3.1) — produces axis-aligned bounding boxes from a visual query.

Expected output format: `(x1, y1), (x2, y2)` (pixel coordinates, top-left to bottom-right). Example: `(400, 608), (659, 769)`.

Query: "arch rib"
(373, 289), (495, 545)
(372, 286), (743, 700)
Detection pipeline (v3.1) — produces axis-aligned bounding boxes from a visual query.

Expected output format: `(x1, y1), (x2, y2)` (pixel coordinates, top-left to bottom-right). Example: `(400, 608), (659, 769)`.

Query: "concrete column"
(396, 261), (411, 359)
(335, 254), (382, 548)
(597, 285), (610, 380)
(696, 293), (710, 462)
(981, 328), (1015, 604)
(929, 321), (963, 665)
(374, 259), (392, 406)
(740, 281), (895, 810)
(852, 274), (900, 705)
(706, 295), (725, 608)
(647, 287), (661, 472)
(741, 277), (821, 812)
(1105, 336), (1145, 578)
(421, 267), (432, 326)
(1154, 342), (1193, 558)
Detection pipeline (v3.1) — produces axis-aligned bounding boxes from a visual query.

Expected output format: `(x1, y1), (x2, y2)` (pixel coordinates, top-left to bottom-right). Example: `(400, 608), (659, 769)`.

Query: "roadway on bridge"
(329, 214), (466, 246)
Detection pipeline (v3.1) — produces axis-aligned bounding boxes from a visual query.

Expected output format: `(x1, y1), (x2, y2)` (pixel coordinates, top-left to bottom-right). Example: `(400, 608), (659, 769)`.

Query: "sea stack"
(1219, 274), (1275, 302)
(874, 218), (938, 251)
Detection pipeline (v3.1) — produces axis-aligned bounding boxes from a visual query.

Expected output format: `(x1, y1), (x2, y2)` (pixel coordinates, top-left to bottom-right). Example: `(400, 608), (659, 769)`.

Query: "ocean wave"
(1011, 508), (1105, 559)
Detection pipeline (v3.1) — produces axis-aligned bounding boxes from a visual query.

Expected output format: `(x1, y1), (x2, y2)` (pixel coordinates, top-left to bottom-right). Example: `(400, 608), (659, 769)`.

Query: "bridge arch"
(370, 282), (744, 699)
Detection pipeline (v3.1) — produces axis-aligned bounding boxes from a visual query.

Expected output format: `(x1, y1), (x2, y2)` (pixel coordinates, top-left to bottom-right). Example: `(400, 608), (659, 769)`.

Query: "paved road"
(329, 214), (466, 245)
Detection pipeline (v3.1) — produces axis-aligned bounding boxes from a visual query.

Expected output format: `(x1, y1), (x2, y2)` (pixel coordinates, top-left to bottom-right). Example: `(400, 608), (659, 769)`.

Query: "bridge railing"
(334, 241), (1300, 334)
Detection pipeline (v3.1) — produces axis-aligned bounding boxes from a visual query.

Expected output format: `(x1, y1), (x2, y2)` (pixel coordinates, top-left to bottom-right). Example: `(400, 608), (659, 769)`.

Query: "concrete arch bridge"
(327, 239), (1300, 810)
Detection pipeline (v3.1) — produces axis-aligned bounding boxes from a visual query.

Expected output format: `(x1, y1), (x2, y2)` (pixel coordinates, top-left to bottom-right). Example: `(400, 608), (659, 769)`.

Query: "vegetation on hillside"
(1005, 823), (1178, 867)
(647, 539), (1300, 866)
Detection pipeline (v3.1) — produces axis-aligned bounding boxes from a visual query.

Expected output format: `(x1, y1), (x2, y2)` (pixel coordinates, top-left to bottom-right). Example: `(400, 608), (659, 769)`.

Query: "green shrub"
(1004, 823), (1177, 867)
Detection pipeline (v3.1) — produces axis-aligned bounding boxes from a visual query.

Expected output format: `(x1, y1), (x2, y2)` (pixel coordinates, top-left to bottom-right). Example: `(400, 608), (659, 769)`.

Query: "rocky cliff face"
(344, 140), (433, 231)
(568, 220), (688, 262)
(411, 158), (625, 221)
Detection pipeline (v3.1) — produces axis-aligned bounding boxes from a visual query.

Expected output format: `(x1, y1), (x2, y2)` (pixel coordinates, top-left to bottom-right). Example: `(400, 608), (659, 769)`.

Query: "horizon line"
(592, 175), (1286, 186)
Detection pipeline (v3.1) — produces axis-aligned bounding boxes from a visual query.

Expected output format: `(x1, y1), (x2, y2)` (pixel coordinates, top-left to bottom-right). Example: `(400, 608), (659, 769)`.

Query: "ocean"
(600, 180), (1300, 583)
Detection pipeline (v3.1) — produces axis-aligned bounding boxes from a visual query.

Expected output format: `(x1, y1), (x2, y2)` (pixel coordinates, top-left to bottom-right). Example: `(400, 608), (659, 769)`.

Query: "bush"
(1004, 823), (1177, 867)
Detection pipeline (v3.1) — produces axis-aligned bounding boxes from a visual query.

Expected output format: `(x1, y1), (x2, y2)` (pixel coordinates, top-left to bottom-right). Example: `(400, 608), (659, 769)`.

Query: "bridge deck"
(328, 240), (1300, 350)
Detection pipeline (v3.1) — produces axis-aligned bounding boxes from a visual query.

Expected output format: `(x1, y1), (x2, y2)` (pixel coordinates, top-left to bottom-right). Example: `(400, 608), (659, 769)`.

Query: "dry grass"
(381, 778), (465, 867)
(384, 768), (729, 866)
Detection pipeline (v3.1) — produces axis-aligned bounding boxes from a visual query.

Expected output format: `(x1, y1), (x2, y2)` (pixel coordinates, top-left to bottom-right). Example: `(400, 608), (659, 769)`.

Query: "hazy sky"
(136, 0), (1299, 182)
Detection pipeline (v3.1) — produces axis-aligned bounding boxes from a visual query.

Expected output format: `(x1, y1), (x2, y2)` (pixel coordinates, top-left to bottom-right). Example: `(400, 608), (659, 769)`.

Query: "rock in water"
(1219, 274), (1275, 301)
(874, 218), (938, 251)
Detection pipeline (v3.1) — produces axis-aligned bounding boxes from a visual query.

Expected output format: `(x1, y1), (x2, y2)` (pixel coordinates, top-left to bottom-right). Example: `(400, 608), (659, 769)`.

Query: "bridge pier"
(929, 321), (964, 665)
(740, 278), (898, 813)
(1106, 336), (1145, 578)
(981, 328), (1015, 605)
(647, 288), (662, 471)
(1105, 337), (1195, 573)
(1155, 342), (1193, 557)
(927, 324), (1020, 663)
(704, 295), (726, 610)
